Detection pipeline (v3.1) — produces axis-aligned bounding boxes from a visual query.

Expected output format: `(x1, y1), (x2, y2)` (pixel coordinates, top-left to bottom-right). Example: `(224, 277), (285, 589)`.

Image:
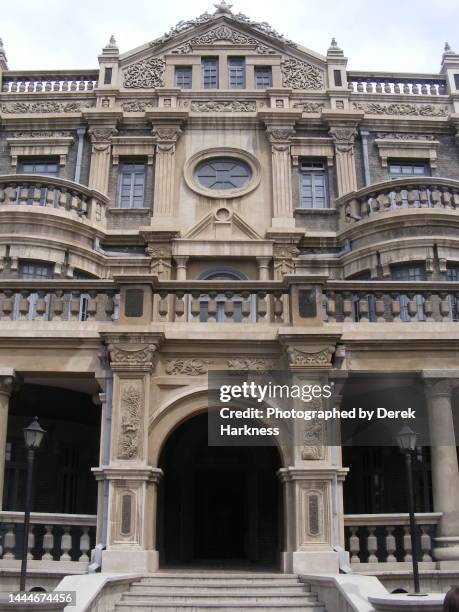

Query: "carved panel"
(172, 25), (275, 55)
(120, 492), (133, 535)
(352, 102), (449, 117)
(1, 100), (95, 114)
(108, 344), (158, 371)
(166, 358), (209, 375)
(280, 58), (324, 90)
(286, 346), (335, 368)
(298, 482), (329, 545)
(123, 58), (166, 88)
(191, 100), (256, 112)
(227, 358), (277, 371)
(117, 383), (143, 460)
(121, 99), (157, 112)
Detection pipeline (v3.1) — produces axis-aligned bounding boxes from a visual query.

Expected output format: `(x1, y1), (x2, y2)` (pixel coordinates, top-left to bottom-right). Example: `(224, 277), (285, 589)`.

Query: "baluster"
(452, 189), (459, 210)
(406, 188), (417, 208)
(158, 290), (169, 321)
(375, 291), (386, 322)
(88, 81), (95, 90)
(104, 291), (116, 321)
(403, 525), (412, 562)
(367, 527), (378, 563)
(349, 527), (361, 563)
(384, 82), (391, 94)
(69, 291), (81, 320)
(3, 524), (16, 559)
(32, 185), (42, 206)
(358, 295), (369, 322)
(224, 291), (234, 322)
(403, 83), (410, 94)
(391, 293), (401, 322)
(257, 291), (268, 322)
(0, 185), (5, 206)
(272, 291), (284, 323)
(439, 291), (452, 321)
(420, 525), (432, 562)
(430, 83), (438, 95)
(61, 81), (69, 91)
(419, 187), (429, 208)
(394, 188), (404, 208)
(385, 526), (397, 562)
(35, 290), (48, 320)
(45, 186), (55, 208)
(241, 291), (252, 323)
(326, 291), (336, 322)
(421, 83), (428, 95)
(78, 81), (85, 91)
(357, 81), (364, 92)
(27, 524), (35, 560)
(207, 291), (217, 322)
(59, 189), (68, 210)
(35, 81), (43, 92)
(52, 81), (60, 92)
(60, 526), (72, 561)
(44, 80), (52, 92)
(51, 290), (64, 321)
(375, 82), (383, 93)
(18, 185), (29, 206)
(86, 291), (98, 320)
(430, 186), (441, 208)
(79, 527), (90, 562)
(424, 292), (434, 322)
(366, 82), (375, 93)
(407, 292), (417, 321)
(376, 192), (388, 211)
(18, 81), (26, 92)
(80, 196), (88, 217)
(190, 291), (200, 322)
(42, 525), (55, 560)
(342, 291), (353, 322)
(174, 290), (185, 322)
(412, 83), (421, 95)
(1, 290), (14, 320)
(441, 188), (452, 209)
(18, 290), (30, 320)
(70, 81), (78, 91)
(438, 82), (447, 95)
(10, 81), (18, 93)
(6, 185), (18, 205)
(394, 82), (401, 94)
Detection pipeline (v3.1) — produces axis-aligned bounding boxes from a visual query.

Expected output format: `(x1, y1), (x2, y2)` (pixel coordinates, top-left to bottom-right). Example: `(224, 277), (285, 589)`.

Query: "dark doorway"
(157, 412), (282, 568)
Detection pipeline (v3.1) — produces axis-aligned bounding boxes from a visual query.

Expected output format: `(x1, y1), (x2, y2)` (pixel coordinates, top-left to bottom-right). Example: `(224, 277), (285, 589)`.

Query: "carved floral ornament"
(123, 57), (166, 89)
(1, 100), (95, 114)
(117, 384), (142, 460)
(352, 101), (449, 117)
(191, 100), (256, 112)
(286, 345), (335, 368)
(171, 25), (275, 55)
(329, 127), (358, 153)
(280, 58), (324, 90)
(166, 358), (210, 375)
(227, 358), (277, 371)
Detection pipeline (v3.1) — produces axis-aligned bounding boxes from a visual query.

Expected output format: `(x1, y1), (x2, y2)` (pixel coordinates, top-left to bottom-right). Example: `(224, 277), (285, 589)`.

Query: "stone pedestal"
(423, 371), (459, 567)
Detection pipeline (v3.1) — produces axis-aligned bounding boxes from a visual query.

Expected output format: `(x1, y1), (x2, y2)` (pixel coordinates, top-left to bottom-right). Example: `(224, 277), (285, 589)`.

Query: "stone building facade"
(0, 0), (458, 591)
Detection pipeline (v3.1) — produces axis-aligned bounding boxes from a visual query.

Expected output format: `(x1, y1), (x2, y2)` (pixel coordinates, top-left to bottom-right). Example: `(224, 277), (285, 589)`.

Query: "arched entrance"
(156, 412), (283, 568)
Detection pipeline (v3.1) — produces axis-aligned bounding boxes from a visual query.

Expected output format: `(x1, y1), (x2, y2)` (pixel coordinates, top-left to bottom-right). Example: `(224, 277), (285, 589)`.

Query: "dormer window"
(255, 66), (272, 89)
(228, 57), (245, 88)
(202, 58), (218, 88)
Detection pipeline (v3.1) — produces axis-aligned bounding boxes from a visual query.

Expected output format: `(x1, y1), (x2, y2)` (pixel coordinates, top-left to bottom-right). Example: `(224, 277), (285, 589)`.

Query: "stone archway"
(155, 412), (284, 569)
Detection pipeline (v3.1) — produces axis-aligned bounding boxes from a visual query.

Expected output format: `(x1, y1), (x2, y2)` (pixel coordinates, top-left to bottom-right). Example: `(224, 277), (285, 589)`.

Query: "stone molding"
(7, 134), (74, 168)
(374, 134), (440, 168)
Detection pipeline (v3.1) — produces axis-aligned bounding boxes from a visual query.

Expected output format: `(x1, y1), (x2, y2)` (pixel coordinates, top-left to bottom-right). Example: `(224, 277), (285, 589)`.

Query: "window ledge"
(294, 208), (337, 214)
(107, 208), (151, 215)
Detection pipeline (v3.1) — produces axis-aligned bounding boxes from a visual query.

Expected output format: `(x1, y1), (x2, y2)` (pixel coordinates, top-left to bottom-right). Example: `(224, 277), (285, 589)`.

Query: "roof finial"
(107, 34), (118, 48)
(214, 0), (233, 14)
(0, 37), (8, 70)
(330, 37), (338, 48)
(327, 37), (343, 57)
(444, 41), (451, 52)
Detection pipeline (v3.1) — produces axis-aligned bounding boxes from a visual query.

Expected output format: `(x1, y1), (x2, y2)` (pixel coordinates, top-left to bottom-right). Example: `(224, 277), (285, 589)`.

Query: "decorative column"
(0, 371), (15, 510)
(423, 372), (459, 567)
(278, 341), (347, 574)
(151, 126), (182, 219)
(88, 126), (118, 194)
(266, 126), (296, 228)
(256, 257), (271, 281)
(174, 256), (189, 281)
(329, 127), (358, 196)
(99, 334), (164, 573)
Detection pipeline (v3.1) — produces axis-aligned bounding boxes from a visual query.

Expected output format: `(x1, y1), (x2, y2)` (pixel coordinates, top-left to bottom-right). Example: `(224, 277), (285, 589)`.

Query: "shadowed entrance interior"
(157, 412), (282, 568)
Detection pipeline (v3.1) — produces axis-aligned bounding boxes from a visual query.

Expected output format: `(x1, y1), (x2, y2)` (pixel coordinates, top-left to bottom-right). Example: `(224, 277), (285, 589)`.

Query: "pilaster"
(99, 334), (164, 573)
(84, 111), (122, 194)
(0, 370), (16, 510)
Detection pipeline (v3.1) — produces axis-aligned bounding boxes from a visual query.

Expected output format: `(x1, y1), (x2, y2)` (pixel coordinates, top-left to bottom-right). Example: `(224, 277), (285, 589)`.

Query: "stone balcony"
(0, 175), (108, 227)
(336, 177), (459, 228)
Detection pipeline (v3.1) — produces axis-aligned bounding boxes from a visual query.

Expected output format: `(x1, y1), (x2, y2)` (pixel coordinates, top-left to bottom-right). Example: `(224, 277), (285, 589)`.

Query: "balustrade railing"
(152, 281), (290, 324)
(0, 512), (96, 564)
(344, 513), (441, 567)
(324, 281), (459, 324)
(0, 281), (118, 322)
(338, 178), (459, 226)
(1, 72), (98, 93)
(348, 73), (447, 96)
(0, 175), (108, 224)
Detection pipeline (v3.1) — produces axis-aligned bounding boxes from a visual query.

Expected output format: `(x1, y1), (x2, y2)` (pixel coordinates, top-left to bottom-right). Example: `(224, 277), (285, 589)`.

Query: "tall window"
(202, 58), (218, 88)
(255, 66), (272, 89)
(228, 57), (245, 88)
(299, 160), (328, 208)
(175, 66), (192, 89)
(118, 162), (146, 208)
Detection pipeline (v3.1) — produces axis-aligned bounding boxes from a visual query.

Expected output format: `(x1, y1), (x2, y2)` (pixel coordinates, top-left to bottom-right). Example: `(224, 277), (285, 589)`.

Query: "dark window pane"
(195, 157), (251, 190)
(202, 58), (218, 88)
(255, 67), (272, 89)
(175, 67), (192, 89)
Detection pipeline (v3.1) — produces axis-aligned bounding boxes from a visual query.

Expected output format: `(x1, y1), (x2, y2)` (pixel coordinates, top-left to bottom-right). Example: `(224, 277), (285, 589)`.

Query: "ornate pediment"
(170, 24), (276, 55)
(184, 208), (262, 240)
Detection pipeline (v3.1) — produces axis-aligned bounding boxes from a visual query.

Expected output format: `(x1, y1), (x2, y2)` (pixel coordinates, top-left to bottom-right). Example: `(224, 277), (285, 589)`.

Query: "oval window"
(195, 157), (252, 191)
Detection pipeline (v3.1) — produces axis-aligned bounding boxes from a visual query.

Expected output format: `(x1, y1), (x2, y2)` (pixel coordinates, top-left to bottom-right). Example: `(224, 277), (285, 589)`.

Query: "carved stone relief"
(172, 25), (275, 55)
(1, 100), (95, 114)
(329, 127), (358, 153)
(190, 100), (256, 112)
(165, 358), (210, 375)
(227, 358), (277, 371)
(352, 102), (449, 117)
(286, 346), (335, 368)
(108, 344), (157, 370)
(117, 384), (142, 459)
(280, 58), (324, 90)
(292, 101), (325, 113)
(123, 58), (166, 89)
(121, 99), (157, 112)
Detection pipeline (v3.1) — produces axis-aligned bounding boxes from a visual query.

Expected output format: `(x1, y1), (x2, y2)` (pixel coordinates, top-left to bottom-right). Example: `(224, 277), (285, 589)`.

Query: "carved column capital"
(266, 126), (296, 150)
(423, 376), (458, 399)
(0, 375), (15, 398)
(286, 345), (336, 370)
(88, 126), (118, 150)
(105, 338), (163, 373)
(329, 126), (358, 153)
(151, 126), (182, 152)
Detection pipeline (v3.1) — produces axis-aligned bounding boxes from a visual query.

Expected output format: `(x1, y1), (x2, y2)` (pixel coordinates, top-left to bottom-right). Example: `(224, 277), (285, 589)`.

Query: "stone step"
(120, 593), (317, 604)
(129, 584), (308, 594)
(115, 603), (324, 612)
(138, 574), (300, 585)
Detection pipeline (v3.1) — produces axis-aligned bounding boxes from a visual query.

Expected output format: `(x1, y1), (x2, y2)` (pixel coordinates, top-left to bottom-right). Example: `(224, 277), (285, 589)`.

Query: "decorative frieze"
(190, 100), (256, 112)
(292, 101), (325, 113)
(352, 102), (449, 117)
(280, 58), (324, 90)
(121, 99), (157, 112)
(123, 57), (166, 89)
(1, 100), (95, 114)
(117, 384), (142, 460)
(227, 358), (277, 371)
(376, 132), (436, 140)
(166, 359), (209, 375)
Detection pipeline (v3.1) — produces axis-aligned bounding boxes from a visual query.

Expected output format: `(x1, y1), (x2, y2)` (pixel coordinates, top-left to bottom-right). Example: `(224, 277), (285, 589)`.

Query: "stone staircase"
(114, 572), (325, 612)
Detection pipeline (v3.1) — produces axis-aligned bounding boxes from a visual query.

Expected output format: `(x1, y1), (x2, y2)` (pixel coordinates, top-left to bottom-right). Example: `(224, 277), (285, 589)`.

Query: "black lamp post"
(395, 424), (425, 596)
(19, 417), (46, 592)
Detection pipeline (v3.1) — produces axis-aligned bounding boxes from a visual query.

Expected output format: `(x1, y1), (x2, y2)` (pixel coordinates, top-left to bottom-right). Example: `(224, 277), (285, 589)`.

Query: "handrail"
(0, 511), (97, 526)
(0, 174), (109, 204)
(344, 512), (442, 526)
